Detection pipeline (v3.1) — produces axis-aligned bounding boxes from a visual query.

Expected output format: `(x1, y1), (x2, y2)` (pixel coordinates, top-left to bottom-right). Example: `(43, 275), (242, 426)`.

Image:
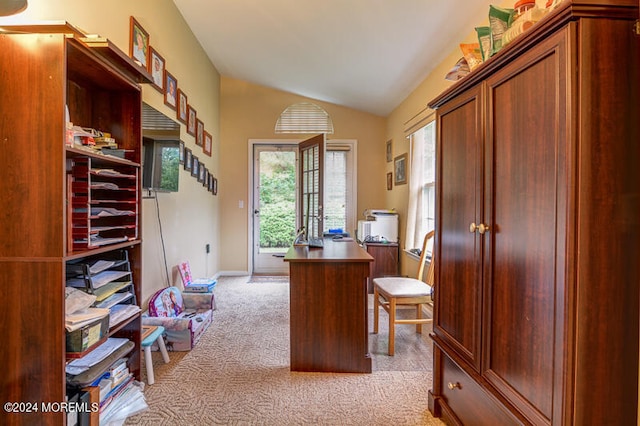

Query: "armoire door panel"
(434, 86), (483, 371)
(483, 29), (569, 424)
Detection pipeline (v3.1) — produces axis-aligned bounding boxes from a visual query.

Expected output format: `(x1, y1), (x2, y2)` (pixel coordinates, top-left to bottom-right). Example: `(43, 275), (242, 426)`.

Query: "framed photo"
(387, 172), (393, 190)
(179, 141), (185, 164)
(386, 139), (393, 163)
(191, 155), (199, 177)
(129, 17), (149, 68)
(184, 147), (192, 171)
(212, 177), (218, 195)
(208, 173), (214, 192)
(148, 47), (165, 92)
(203, 131), (212, 156)
(196, 119), (204, 147)
(187, 105), (197, 136)
(394, 153), (408, 185)
(164, 71), (177, 110)
(177, 89), (188, 124)
(199, 166), (207, 184)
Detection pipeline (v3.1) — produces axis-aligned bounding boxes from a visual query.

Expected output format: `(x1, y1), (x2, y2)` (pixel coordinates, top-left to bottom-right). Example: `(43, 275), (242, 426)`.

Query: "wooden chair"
(373, 230), (435, 355)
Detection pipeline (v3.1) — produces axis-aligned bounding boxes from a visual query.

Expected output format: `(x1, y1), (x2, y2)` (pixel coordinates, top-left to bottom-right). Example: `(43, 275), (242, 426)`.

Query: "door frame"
(248, 139), (300, 275)
(247, 138), (358, 275)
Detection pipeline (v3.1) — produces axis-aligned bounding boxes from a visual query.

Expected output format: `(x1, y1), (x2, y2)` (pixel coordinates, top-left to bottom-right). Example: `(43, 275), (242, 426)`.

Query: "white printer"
(357, 209), (398, 243)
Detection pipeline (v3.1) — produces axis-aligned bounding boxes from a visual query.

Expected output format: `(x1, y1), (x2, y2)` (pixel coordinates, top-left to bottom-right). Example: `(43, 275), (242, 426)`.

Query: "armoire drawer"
(441, 355), (520, 425)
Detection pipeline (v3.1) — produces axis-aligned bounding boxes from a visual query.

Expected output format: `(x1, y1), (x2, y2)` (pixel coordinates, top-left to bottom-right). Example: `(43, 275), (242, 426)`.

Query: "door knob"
(254, 209), (260, 215)
(447, 382), (461, 390)
(469, 222), (477, 233)
(478, 223), (490, 234)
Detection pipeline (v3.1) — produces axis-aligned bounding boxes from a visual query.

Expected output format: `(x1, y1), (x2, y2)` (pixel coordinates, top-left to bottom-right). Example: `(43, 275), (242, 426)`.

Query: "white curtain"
(405, 131), (424, 250)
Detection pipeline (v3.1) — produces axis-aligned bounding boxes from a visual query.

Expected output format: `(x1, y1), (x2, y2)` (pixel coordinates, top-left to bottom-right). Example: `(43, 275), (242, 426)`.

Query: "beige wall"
(3, 0), (221, 306)
(220, 77), (386, 273)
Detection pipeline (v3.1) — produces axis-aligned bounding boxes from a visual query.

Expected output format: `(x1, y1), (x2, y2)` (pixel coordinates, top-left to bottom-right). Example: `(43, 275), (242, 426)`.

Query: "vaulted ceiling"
(172, 0), (495, 116)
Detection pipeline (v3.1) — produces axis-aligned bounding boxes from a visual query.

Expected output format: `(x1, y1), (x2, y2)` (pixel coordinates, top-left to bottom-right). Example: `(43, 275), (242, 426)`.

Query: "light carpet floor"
(126, 275), (445, 425)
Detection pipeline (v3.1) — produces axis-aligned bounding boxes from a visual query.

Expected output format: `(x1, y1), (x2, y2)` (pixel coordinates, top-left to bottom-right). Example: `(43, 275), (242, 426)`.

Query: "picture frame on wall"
(129, 17), (149, 68)
(191, 155), (199, 177)
(213, 177), (218, 195)
(386, 139), (393, 163)
(203, 131), (212, 156)
(148, 47), (165, 92)
(177, 89), (188, 124)
(179, 140), (185, 164)
(208, 173), (214, 192)
(196, 119), (204, 147)
(387, 172), (393, 190)
(187, 105), (197, 136)
(184, 147), (192, 171)
(164, 71), (177, 110)
(394, 153), (407, 185)
(199, 166), (207, 184)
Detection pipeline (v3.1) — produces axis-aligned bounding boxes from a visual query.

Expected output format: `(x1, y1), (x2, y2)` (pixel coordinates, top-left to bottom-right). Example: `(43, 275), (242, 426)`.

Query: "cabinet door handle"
(447, 382), (461, 390)
(469, 222), (477, 233)
(478, 223), (490, 234)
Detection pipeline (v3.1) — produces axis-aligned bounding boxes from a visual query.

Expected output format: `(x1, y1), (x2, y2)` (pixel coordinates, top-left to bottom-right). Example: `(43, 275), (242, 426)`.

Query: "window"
(324, 142), (356, 235)
(405, 120), (436, 252)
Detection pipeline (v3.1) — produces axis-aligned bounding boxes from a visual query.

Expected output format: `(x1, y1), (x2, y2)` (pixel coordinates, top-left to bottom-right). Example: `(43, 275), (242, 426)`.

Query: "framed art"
(129, 17), (149, 68)
(387, 172), (393, 190)
(207, 173), (214, 192)
(164, 71), (177, 110)
(394, 153), (408, 185)
(213, 177), (218, 195)
(179, 141), (185, 164)
(187, 105), (197, 136)
(191, 155), (199, 177)
(386, 139), (393, 163)
(177, 89), (188, 124)
(203, 131), (212, 156)
(199, 166), (206, 184)
(196, 119), (204, 147)
(184, 147), (192, 171)
(148, 47), (165, 92)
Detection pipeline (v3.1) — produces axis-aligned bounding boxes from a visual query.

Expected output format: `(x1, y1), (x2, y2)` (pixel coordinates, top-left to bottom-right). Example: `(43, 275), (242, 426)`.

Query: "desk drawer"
(442, 355), (520, 425)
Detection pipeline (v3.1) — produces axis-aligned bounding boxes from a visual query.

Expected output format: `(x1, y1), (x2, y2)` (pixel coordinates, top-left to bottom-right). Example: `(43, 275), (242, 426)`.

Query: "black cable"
(153, 191), (171, 287)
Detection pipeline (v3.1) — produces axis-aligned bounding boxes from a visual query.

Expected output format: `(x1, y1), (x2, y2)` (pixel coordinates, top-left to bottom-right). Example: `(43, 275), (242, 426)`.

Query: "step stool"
(141, 325), (170, 385)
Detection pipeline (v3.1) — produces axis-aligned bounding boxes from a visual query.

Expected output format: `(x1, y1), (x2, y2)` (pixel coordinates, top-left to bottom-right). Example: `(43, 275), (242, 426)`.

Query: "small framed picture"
(129, 17), (149, 68)
(179, 141), (185, 164)
(199, 166), (207, 184)
(208, 173), (214, 192)
(394, 153), (408, 186)
(203, 131), (212, 156)
(187, 105), (197, 136)
(213, 177), (218, 195)
(148, 47), (165, 92)
(177, 89), (188, 124)
(164, 71), (177, 110)
(196, 119), (204, 147)
(386, 139), (393, 163)
(191, 155), (199, 177)
(387, 172), (393, 190)
(184, 147), (192, 171)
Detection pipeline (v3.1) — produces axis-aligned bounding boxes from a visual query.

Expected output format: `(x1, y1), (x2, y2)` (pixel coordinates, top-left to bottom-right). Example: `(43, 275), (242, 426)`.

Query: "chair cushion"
(374, 277), (432, 298)
(148, 287), (184, 317)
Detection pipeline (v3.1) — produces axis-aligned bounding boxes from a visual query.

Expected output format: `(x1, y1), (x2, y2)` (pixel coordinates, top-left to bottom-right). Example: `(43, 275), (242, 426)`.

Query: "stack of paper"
(65, 307), (110, 332)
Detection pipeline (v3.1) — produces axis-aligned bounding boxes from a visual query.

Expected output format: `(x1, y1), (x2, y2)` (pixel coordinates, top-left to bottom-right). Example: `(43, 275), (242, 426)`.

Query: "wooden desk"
(284, 239), (373, 373)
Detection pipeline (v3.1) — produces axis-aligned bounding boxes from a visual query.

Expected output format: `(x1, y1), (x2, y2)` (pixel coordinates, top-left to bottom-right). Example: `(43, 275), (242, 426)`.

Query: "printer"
(357, 209), (398, 243)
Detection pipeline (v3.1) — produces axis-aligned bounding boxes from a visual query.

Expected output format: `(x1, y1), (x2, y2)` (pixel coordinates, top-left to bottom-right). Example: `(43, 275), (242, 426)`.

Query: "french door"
(252, 144), (297, 274)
